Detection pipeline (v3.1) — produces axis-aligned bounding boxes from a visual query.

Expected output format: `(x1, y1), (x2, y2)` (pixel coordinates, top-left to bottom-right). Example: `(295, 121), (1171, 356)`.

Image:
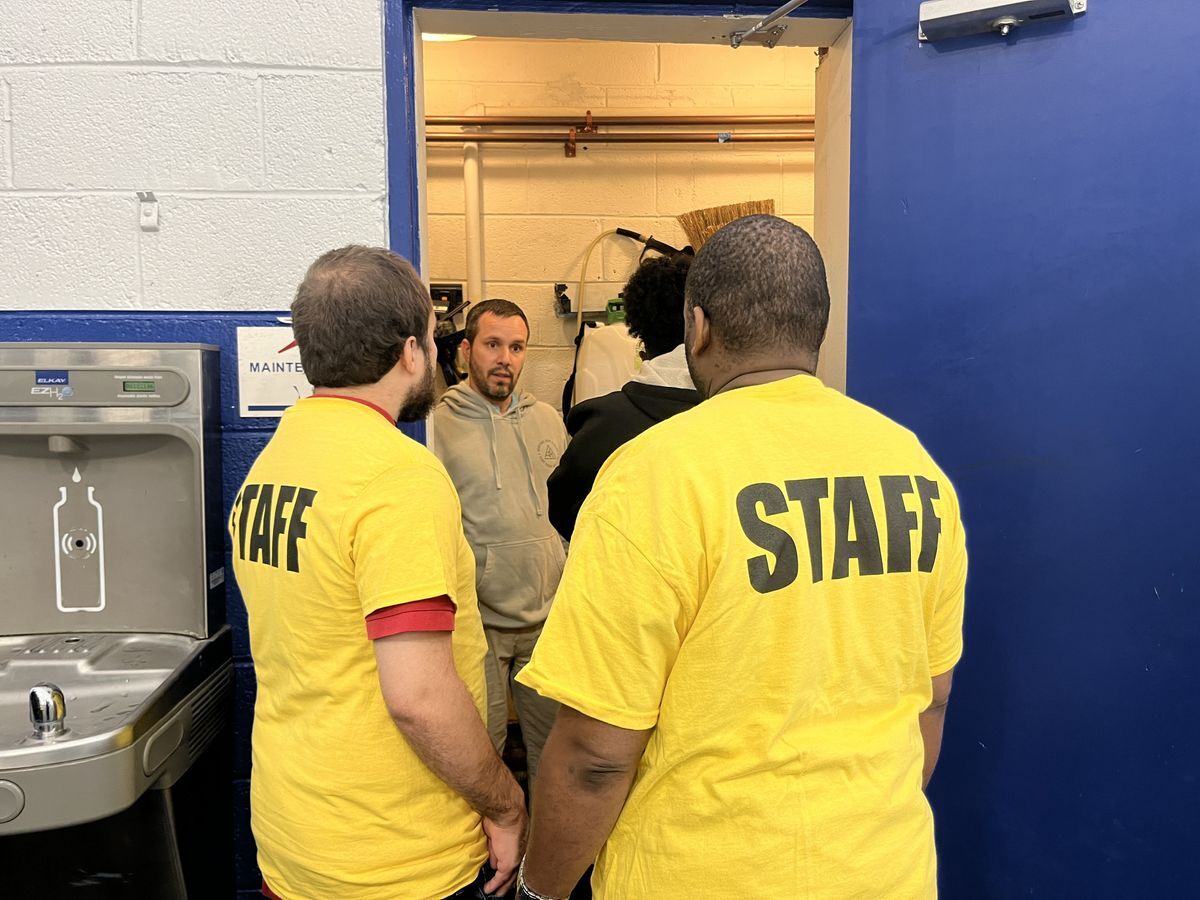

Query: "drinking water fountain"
(0, 343), (233, 897)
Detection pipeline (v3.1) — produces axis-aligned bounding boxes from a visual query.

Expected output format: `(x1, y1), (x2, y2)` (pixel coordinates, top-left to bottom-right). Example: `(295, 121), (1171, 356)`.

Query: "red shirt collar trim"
(308, 394), (396, 426)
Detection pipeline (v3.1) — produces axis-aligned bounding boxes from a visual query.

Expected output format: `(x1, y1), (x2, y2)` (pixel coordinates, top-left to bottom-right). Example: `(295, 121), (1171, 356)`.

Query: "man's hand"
(482, 807), (527, 895)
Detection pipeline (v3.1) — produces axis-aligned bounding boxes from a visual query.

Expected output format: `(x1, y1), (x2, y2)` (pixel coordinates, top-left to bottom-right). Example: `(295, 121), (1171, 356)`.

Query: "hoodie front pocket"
(479, 536), (566, 620)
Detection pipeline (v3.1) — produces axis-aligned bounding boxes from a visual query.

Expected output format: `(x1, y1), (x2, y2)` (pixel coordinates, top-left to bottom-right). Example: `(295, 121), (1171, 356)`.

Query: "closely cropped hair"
(291, 245), (431, 388)
(622, 253), (692, 359)
(465, 298), (530, 343)
(685, 215), (830, 356)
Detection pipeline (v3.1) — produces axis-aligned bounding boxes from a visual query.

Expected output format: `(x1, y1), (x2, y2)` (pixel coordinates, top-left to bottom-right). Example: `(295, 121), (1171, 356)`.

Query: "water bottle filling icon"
(52, 466), (107, 613)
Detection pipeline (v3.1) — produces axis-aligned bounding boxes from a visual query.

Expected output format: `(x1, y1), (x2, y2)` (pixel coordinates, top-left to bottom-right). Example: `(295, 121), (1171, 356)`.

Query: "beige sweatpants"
(483, 623), (560, 782)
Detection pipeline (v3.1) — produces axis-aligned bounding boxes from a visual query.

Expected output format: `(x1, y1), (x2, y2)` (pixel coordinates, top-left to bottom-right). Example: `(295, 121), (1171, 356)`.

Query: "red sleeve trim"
(365, 596), (456, 639)
(262, 880), (282, 899)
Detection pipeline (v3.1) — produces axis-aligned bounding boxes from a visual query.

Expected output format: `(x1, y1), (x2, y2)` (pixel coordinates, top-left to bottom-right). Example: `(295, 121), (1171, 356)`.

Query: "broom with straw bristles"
(676, 199), (776, 251)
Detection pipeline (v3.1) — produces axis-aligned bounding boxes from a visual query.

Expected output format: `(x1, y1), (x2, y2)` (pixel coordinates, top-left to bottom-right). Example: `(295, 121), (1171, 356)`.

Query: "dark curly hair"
(621, 253), (692, 359)
(686, 216), (828, 356)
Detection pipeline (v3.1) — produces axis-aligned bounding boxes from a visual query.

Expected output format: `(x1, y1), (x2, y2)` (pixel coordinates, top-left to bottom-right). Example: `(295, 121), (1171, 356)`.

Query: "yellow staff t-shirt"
(230, 396), (489, 899)
(519, 375), (967, 899)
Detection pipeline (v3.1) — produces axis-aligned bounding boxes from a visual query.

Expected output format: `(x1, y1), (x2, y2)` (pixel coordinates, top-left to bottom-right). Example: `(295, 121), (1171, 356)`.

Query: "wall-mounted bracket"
(729, 24), (789, 49)
(728, 0), (810, 49)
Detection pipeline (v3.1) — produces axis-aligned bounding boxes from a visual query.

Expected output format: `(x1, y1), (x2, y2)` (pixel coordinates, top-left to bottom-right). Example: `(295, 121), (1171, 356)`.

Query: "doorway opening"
(401, 6), (852, 405)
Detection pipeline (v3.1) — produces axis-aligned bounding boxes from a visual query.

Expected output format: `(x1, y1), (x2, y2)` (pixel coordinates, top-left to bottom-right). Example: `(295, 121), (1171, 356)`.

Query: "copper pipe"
(427, 114), (814, 127)
(427, 131), (814, 144)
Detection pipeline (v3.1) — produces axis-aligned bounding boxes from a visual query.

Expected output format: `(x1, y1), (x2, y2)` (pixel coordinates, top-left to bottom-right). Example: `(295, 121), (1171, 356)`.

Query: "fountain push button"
(0, 781), (25, 824)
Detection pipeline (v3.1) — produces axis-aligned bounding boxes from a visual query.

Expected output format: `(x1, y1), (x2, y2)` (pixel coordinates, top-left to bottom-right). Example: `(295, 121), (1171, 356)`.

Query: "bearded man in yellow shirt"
(231, 246), (526, 899)
(516, 216), (967, 899)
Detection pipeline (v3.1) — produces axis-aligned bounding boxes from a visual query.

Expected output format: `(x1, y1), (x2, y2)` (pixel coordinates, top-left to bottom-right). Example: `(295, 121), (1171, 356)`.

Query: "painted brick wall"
(423, 38), (818, 408)
(0, 0), (386, 310)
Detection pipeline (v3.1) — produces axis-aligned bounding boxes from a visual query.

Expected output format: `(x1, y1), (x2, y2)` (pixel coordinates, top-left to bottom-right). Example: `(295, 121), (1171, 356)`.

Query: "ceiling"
(550, 1), (851, 7)
(609, 1), (854, 7)
(417, 4), (852, 49)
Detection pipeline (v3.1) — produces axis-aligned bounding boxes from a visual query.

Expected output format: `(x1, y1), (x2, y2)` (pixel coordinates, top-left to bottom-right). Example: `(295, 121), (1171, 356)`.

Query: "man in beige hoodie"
(432, 299), (568, 782)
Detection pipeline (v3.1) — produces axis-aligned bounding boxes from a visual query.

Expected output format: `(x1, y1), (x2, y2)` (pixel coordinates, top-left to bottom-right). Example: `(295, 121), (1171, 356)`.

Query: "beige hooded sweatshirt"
(431, 384), (568, 628)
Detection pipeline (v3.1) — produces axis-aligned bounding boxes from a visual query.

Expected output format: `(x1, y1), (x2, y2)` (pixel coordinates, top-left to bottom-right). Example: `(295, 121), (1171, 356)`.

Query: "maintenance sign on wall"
(237, 326), (310, 418)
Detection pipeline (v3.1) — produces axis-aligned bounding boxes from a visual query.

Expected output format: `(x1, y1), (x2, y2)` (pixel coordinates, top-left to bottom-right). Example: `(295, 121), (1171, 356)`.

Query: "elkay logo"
(35, 370), (70, 385)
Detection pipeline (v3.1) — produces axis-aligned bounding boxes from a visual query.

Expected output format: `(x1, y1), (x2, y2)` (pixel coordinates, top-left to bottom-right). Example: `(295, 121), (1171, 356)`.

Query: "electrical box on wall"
(430, 283), (464, 315)
(919, 0), (1085, 42)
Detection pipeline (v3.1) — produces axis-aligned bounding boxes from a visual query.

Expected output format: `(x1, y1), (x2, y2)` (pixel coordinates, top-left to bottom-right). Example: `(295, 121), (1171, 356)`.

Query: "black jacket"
(548, 381), (700, 540)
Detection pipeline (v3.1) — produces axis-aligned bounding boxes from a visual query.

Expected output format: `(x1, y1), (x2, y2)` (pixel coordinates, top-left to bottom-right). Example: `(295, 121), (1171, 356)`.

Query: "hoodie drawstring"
(487, 412), (502, 490)
(513, 416), (544, 517)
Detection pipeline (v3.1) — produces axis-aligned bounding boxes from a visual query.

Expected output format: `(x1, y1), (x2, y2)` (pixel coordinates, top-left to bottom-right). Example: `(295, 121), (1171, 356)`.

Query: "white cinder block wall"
(423, 39), (818, 409)
(0, 0), (387, 310)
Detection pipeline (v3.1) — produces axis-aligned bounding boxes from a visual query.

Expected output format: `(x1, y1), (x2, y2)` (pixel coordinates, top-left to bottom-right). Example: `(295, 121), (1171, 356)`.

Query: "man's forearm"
(919, 703), (948, 789)
(521, 725), (640, 897)
(920, 668), (955, 789)
(393, 675), (524, 823)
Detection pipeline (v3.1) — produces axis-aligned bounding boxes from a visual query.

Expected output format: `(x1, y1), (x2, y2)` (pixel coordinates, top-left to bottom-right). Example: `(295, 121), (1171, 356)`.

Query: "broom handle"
(615, 228), (687, 257)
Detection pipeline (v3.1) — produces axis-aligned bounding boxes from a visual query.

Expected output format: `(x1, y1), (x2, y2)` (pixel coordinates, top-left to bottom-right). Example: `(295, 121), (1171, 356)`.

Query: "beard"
(469, 355), (517, 403)
(397, 356), (437, 423)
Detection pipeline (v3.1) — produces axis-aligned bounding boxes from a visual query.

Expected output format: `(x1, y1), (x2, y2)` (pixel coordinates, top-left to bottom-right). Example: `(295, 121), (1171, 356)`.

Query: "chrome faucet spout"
(30, 683), (67, 738)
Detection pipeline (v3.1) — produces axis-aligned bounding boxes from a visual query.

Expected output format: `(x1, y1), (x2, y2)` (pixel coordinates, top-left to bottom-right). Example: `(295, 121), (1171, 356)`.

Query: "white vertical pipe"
(463, 141), (484, 304)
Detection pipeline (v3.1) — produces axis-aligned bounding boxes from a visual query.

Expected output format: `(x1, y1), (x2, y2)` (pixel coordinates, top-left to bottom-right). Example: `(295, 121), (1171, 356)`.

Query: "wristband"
(516, 856), (567, 900)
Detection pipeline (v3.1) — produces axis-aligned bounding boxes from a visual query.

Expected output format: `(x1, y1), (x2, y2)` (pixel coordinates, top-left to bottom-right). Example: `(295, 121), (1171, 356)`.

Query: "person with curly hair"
(548, 253), (700, 541)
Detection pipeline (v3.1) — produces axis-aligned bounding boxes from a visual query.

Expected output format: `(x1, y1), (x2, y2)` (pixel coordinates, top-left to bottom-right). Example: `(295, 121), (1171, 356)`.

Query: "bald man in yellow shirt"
(516, 216), (967, 899)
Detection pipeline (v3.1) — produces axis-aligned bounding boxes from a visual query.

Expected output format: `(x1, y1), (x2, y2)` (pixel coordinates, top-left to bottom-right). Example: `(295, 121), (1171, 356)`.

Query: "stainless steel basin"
(0, 628), (232, 833)
(0, 344), (232, 894)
